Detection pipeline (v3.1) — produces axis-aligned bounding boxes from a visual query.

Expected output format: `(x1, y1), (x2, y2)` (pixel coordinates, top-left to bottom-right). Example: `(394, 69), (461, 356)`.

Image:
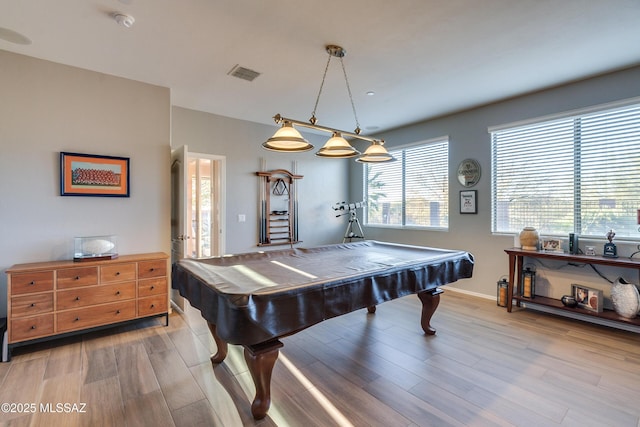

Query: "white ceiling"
(2, 0), (640, 135)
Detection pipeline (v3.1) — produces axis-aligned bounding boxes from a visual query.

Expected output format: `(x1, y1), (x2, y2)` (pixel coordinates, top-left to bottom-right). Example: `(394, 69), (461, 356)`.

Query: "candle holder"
(497, 277), (509, 307)
(521, 266), (536, 299)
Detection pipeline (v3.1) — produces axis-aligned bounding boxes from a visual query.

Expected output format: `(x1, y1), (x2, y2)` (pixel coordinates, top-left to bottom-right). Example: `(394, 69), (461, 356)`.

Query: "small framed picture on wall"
(460, 190), (477, 214)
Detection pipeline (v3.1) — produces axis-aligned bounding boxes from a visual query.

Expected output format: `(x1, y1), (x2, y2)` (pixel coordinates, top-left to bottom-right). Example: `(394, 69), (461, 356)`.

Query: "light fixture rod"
(273, 114), (384, 145)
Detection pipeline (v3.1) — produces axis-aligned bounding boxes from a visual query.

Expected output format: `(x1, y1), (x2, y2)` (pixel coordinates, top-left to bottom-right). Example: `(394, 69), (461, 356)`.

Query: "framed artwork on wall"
(60, 152), (130, 197)
(460, 190), (477, 214)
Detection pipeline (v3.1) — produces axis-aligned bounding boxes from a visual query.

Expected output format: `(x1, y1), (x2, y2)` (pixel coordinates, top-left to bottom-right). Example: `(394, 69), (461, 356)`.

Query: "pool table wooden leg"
(244, 340), (284, 420)
(417, 288), (444, 335)
(207, 322), (228, 364)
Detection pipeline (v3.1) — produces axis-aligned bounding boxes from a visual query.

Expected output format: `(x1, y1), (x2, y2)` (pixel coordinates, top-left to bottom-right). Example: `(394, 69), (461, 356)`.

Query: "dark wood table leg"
(507, 253), (515, 312)
(244, 340), (284, 420)
(207, 322), (228, 364)
(515, 255), (523, 308)
(417, 288), (444, 335)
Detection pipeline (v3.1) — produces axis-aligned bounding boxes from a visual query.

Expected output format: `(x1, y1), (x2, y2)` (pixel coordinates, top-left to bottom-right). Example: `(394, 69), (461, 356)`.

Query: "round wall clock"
(457, 159), (481, 187)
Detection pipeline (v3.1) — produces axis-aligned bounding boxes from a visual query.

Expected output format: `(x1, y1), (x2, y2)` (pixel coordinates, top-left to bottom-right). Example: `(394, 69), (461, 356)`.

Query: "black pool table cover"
(172, 240), (474, 346)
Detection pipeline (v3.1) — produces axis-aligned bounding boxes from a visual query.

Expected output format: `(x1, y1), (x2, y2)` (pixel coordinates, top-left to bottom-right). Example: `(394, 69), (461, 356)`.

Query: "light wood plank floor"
(1, 291), (640, 427)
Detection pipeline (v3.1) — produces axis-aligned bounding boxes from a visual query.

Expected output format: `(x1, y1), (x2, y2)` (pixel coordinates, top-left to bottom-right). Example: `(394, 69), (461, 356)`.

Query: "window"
(364, 138), (449, 229)
(491, 101), (640, 239)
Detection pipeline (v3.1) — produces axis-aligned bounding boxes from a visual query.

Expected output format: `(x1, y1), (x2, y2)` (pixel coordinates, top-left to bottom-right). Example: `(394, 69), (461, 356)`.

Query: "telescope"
(333, 201), (366, 216)
(332, 201), (366, 242)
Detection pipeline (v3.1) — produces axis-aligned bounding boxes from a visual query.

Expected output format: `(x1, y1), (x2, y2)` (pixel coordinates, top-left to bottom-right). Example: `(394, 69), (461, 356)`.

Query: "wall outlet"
(238, 214), (246, 223)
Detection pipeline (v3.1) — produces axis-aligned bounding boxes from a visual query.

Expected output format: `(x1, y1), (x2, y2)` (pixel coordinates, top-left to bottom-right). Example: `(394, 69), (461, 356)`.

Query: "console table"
(505, 248), (640, 327)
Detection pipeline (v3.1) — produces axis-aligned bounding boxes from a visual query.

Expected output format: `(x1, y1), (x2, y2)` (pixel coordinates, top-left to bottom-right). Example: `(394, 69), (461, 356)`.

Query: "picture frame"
(460, 190), (477, 214)
(60, 152), (130, 197)
(542, 238), (563, 253)
(571, 284), (603, 313)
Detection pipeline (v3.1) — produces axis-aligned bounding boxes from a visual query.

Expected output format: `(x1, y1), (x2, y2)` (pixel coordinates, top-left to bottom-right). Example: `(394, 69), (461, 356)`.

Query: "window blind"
(491, 103), (640, 238)
(365, 139), (448, 228)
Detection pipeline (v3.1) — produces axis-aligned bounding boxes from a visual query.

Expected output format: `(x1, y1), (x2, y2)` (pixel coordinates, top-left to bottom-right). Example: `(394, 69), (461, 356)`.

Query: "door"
(171, 145), (188, 310)
(186, 154), (225, 258)
(171, 147), (226, 309)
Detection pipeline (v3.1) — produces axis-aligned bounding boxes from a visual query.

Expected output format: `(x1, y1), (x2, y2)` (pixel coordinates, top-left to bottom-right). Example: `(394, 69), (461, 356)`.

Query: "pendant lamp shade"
(315, 132), (360, 158)
(263, 121), (314, 152)
(356, 141), (396, 163)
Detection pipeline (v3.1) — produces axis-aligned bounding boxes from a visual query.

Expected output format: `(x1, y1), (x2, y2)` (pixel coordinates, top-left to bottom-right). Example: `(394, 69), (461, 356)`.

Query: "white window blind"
(364, 139), (448, 228)
(491, 103), (640, 238)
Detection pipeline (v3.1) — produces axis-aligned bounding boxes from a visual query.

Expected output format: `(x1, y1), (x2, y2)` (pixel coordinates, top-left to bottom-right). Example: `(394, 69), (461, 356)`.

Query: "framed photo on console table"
(572, 284), (603, 313)
(60, 152), (130, 197)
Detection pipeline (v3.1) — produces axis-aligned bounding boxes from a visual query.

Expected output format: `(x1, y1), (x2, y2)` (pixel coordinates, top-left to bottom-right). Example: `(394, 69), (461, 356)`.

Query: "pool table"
(172, 240), (474, 419)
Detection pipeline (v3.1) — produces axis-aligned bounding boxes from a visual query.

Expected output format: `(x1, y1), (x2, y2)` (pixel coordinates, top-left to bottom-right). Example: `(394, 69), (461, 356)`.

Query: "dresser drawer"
(57, 266), (99, 289)
(57, 300), (136, 333)
(10, 271), (54, 295)
(100, 263), (136, 283)
(11, 293), (54, 318)
(138, 278), (167, 297)
(57, 282), (136, 310)
(10, 314), (54, 343)
(138, 260), (167, 279)
(138, 295), (168, 317)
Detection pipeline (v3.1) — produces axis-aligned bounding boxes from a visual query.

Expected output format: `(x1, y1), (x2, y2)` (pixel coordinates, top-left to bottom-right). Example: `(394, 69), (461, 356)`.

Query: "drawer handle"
(29, 281), (35, 285)
(115, 272), (121, 276)
(116, 310), (121, 314)
(30, 303), (36, 307)
(75, 276), (80, 280)
(116, 291), (121, 295)
(150, 286), (155, 290)
(74, 317), (80, 321)
(31, 325), (36, 329)
(75, 296), (80, 301)
(150, 304), (155, 308)
(150, 268), (155, 272)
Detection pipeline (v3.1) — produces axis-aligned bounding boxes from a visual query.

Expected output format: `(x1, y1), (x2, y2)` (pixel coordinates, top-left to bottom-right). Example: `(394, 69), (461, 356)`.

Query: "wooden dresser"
(5, 252), (169, 360)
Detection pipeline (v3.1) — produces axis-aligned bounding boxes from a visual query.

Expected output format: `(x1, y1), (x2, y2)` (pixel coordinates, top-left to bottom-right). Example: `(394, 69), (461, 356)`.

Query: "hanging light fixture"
(263, 45), (395, 163)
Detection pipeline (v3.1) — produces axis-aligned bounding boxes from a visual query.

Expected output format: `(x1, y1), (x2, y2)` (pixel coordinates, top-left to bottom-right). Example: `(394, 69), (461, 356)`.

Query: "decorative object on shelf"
(460, 190), (477, 214)
(497, 276), (509, 307)
(456, 159), (481, 187)
(74, 235), (118, 262)
(541, 238), (563, 253)
(263, 45), (395, 163)
(585, 246), (596, 256)
(519, 227), (539, 251)
(568, 233), (579, 254)
(610, 277), (640, 319)
(257, 169), (303, 247)
(603, 229), (618, 258)
(572, 284), (603, 313)
(60, 152), (130, 197)
(561, 295), (578, 308)
(521, 266), (536, 298)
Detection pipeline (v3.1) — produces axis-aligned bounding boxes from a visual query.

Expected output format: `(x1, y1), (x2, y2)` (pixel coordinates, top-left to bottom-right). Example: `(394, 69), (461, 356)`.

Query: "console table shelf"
(515, 295), (640, 327)
(505, 248), (640, 329)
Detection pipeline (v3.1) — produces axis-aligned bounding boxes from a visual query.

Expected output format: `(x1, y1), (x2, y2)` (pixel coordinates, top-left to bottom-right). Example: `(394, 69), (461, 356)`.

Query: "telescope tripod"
(342, 210), (365, 243)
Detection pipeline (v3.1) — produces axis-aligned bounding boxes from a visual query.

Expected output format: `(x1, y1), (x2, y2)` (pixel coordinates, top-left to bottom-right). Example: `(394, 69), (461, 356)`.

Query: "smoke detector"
(114, 13), (135, 28)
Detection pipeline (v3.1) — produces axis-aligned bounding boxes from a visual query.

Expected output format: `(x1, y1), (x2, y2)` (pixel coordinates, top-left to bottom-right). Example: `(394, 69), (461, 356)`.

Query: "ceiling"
(2, 0), (640, 135)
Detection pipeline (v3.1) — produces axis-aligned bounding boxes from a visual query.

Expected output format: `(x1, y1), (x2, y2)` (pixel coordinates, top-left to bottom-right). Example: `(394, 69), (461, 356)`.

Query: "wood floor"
(1, 291), (640, 427)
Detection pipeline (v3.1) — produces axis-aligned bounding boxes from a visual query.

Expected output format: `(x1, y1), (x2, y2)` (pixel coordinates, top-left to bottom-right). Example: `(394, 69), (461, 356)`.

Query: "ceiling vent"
(228, 65), (261, 82)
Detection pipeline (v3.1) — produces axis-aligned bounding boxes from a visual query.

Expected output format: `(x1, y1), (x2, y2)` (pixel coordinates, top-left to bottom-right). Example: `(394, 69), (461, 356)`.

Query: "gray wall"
(0, 50), (171, 317)
(351, 65), (640, 303)
(171, 107), (349, 254)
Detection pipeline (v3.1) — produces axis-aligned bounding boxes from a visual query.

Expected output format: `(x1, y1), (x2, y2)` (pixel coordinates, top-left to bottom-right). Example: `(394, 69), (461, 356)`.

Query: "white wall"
(351, 65), (640, 304)
(0, 50), (171, 317)
(171, 107), (350, 254)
